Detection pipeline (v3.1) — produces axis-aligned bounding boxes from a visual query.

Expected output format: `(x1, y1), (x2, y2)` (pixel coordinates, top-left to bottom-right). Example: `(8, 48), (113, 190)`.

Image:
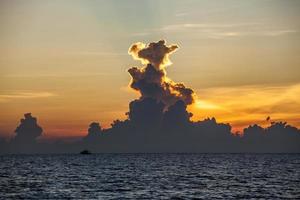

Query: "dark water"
(0, 154), (299, 199)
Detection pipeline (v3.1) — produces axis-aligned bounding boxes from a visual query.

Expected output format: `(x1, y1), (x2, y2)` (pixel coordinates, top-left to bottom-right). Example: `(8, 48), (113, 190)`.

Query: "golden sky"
(0, 0), (300, 139)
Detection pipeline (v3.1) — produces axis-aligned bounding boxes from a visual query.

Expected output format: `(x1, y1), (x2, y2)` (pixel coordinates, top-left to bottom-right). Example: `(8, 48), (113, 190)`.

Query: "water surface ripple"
(0, 154), (299, 199)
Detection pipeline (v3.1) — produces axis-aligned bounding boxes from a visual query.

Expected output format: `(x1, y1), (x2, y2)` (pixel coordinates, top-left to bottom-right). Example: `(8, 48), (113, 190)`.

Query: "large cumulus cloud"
(128, 40), (195, 108)
(2, 40), (300, 154)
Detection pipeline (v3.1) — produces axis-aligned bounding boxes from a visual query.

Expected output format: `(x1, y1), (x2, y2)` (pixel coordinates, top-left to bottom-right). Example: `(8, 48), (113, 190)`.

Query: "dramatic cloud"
(128, 40), (195, 108)
(128, 40), (178, 68)
(2, 40), (300, 154)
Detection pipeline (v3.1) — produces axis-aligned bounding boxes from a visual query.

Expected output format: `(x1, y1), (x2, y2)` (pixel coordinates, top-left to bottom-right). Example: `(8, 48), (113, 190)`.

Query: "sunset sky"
(1, 0), (300, 139)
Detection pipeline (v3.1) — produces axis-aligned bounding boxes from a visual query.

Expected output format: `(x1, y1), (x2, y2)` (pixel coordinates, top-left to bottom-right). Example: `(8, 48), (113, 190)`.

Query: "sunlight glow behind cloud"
(190, 83), (300, 132)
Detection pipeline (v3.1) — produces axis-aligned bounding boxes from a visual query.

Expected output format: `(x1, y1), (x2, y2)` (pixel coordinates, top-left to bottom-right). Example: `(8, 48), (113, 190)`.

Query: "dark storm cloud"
(128, 40), (195, 108)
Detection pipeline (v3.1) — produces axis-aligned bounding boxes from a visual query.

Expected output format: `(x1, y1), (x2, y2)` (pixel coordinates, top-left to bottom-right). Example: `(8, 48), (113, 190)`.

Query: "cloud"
(128, 40), (178, 68)
(78, 40), (300, 153)
(242, 122), (300, 152)
(13, 113), (43, 141)
(160, 23), (261, 31)
(83, 122), (102, 143)
(7, 113), (43, 153)
(128, 97), (165, 130)
(2, 40), (300, 154)
(261, 30), (298, 36)
(0, 92), (56, 102)
(133, 23), (297, 39)
(209, 29), (297, 39)
(127, 40), (195, 108)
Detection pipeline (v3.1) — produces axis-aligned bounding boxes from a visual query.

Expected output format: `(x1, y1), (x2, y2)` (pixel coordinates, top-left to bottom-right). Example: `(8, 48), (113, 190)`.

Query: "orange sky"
(1, 0), (300, 139)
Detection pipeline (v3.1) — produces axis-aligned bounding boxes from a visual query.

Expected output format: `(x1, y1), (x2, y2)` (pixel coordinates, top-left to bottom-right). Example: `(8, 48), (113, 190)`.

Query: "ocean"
(0, 154), (299, 199)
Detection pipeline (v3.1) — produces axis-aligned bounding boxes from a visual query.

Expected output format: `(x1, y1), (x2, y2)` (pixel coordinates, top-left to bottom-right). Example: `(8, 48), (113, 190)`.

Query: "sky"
(0, 0), (300, 139)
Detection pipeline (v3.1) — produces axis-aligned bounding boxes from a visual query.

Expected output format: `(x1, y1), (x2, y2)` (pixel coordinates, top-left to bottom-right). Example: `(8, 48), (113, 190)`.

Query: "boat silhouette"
(80, 150), (91, 155)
